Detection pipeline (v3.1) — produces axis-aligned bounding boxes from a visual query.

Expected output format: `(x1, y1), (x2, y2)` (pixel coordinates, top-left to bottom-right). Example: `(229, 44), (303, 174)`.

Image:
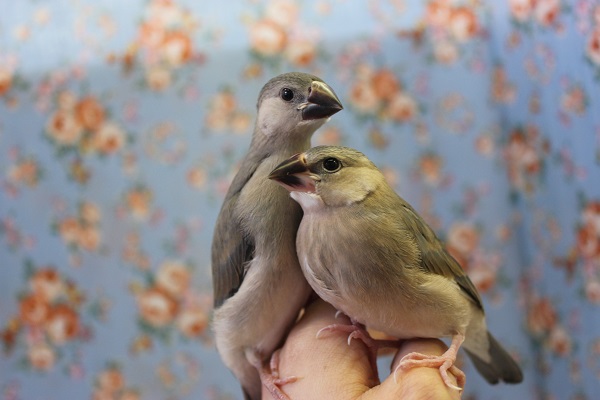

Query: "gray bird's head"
(269, 145), (386, 209)
(254, 73), (343, 145)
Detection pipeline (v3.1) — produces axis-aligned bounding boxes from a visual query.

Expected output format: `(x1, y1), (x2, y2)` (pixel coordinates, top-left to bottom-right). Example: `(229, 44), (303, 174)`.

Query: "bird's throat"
(290, 191), (324, 212)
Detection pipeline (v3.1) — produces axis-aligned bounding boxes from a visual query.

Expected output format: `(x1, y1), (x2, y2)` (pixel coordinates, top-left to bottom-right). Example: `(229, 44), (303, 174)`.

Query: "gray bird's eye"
(323, 157), (341, 172)
(280, 88), (294, 101)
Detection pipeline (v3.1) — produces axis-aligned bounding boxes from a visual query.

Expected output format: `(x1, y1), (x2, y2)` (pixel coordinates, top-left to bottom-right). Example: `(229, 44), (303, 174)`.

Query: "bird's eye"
(323, 158), (341, 172)
(280, 88), (294, 101)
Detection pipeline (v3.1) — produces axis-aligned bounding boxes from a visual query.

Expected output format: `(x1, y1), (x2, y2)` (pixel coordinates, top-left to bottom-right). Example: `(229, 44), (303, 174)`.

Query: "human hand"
(262, 299), (462, 400)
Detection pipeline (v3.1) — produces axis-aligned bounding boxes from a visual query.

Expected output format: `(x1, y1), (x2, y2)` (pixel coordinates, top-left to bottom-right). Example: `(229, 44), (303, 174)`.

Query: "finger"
(263, 299), (377, 400)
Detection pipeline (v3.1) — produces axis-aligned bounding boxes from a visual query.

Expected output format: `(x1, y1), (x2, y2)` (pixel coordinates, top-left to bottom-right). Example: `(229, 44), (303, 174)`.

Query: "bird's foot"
(316, 318), (401, 350)
(269, 349), (298, 385)
(248, 349), (297, 400)
(393, 334), (466, 391)
(394, 352), (466, 391)
(316, 317), (402, 382)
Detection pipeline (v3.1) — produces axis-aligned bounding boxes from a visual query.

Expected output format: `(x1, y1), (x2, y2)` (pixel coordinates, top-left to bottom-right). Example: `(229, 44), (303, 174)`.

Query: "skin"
(263, 299), (461, 400)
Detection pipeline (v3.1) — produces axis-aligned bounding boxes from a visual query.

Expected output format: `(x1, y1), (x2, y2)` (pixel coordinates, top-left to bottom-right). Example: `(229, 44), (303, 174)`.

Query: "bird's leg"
(316, 312), (402, 380)
(247, 349), (297, 400)
(393, 333), (466, 391)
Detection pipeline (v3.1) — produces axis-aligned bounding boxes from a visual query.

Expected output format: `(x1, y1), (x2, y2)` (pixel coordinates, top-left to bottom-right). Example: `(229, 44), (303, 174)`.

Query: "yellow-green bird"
(269, 145), (523, 390)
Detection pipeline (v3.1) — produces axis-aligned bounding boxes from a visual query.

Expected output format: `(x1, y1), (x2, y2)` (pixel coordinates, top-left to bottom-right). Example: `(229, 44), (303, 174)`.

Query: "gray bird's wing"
(211, 153), (264, 308)
(400, 202), (484, 310)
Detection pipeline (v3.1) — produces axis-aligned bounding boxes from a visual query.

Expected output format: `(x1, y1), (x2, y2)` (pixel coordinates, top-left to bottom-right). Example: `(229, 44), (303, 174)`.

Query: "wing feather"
(211, 152), (265, 308)
(399, 202), (483, 310)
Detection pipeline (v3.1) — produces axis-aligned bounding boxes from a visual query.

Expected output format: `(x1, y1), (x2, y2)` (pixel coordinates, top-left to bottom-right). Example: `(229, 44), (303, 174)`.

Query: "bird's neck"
(291, 191), (325, 213)
(250, 124), (316, 155)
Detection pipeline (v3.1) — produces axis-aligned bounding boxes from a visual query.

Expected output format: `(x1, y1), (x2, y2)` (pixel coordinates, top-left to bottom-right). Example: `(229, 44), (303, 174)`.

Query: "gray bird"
(269, 145), (523, 390)
(211, 74), (343, 400)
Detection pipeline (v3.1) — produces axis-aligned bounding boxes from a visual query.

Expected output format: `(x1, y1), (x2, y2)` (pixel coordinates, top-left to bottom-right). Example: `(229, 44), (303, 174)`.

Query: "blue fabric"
(1, 1), (599, 398)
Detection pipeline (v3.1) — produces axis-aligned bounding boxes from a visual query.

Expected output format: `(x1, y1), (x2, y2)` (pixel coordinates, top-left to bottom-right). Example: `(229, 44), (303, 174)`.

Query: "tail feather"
(464, 331), (523, 384)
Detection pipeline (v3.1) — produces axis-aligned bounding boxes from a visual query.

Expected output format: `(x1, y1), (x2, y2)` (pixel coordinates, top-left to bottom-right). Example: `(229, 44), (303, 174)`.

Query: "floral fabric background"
(1, 0), (599, 399)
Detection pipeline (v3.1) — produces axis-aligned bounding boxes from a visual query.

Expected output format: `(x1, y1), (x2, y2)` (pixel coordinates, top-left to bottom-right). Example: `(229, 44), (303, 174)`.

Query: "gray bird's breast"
(237, 156), (303, 247)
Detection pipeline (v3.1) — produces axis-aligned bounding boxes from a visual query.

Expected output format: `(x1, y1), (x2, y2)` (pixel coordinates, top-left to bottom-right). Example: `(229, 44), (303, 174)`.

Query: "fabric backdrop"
(1, 1), (599, 399)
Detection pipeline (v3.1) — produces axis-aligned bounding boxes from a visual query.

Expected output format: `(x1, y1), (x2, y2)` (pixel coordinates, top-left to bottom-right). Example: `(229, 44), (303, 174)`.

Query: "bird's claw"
(347, 330), (361, 346)
(393, 351), (465, 391)
(248, 349), (298, 400)
(316, 320), (403, 385)
(315, 324), (337, 339)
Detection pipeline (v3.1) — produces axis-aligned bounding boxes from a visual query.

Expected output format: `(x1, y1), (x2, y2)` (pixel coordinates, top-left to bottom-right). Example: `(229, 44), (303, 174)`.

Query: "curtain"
(1, 1), (598, 398)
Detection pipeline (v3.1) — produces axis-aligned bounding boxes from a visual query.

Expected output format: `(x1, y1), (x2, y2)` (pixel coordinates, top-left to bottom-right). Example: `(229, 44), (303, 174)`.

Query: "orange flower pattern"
(245, 0), (321, 69)
(130, 259), (211, 348)
(53, 201), (102, 261)
(109, 0), (202, 91)
(1, 262), (97, 372)
(1, 1), (600, 399)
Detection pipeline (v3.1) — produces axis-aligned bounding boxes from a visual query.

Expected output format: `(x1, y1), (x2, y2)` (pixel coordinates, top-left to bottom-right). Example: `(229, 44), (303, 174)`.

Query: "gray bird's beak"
(300, 81), (343, 120)
(268, 153), (320, 192)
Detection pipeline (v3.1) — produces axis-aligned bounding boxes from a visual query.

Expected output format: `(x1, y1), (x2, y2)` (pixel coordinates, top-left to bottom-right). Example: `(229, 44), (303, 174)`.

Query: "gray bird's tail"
(464, 331), (523, 384)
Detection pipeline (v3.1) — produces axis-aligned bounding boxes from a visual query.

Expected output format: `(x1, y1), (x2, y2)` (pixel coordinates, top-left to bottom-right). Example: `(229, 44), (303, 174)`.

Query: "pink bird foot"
(393, 334), (466, 391)
(248, 349), (298, 400)
(268, 349), (298, 385)
(316, 314), (402, 382)
(316, 322), (401, 349)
